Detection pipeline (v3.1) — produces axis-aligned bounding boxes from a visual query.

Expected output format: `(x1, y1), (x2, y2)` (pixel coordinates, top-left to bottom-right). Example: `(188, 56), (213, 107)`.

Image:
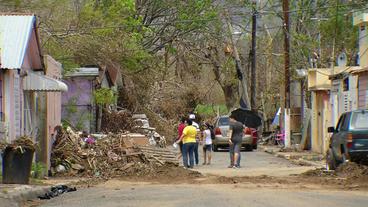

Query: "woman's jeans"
(182, 142), (196, 168)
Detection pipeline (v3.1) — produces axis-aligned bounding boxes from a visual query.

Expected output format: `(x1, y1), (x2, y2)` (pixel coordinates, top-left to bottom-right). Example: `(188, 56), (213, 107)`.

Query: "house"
(308, 68), (333, 154)
(62, 66), (117, 133)
(307, 66), (362, 154)
(352, 12), (368, 109)
(305, 11), (368, 154)
(0, 14), (67, 169)
(351, 68), (368, 109)
(328, 67), (360, 126)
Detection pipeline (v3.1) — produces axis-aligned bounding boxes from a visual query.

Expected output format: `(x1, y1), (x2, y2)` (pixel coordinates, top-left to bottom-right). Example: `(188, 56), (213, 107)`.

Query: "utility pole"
(225, 12), (251, 110)
(282, 0), (291, 148)
(250, 0), (257, 111)
(283, 0), (290, 109)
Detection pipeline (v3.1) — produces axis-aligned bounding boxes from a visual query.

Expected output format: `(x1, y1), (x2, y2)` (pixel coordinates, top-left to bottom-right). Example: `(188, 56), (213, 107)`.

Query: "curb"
(0, 185), (50, 207)
(260, 146), (325, 168)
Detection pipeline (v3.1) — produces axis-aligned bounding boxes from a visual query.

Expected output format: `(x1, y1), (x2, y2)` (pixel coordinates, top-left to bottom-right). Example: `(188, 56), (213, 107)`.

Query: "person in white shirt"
(201, 123), (212, 165)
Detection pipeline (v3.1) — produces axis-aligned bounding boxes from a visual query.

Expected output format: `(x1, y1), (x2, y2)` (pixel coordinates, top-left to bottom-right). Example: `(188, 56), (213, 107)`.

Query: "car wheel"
(326, 149), (337, 170)
(245, 144), (253, 151)
(252, 144), (257, 150)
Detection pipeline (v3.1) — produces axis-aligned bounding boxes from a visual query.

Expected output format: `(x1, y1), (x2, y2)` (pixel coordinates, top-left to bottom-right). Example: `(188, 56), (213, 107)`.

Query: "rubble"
(50, 127), (179, 178)
(0, 136), (37, 151)
(101, 110), (134, 133)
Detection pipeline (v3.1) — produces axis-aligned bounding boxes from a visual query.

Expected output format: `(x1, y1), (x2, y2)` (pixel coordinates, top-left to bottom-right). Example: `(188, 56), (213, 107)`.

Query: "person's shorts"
(230, 141), (241, 154)
(203, 144), (212, 152)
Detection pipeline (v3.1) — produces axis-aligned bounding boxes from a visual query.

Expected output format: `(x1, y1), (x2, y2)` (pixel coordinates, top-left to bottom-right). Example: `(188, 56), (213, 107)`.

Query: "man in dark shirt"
(228, 116), (244, 168)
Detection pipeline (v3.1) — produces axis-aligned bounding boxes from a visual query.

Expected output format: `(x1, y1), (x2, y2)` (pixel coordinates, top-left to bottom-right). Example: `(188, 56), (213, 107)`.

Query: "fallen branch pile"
(101, 110), (134, 133)
(0, 136), (37, 151)
(51, 127), (179, 178)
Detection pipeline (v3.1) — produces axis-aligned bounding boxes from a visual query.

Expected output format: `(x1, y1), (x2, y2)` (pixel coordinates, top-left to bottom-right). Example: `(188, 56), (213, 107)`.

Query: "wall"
(311, 91), (331, 154)
(358, 72), (368, 109)
(62, 78), (95, 132)
(44, 56), (63, 169)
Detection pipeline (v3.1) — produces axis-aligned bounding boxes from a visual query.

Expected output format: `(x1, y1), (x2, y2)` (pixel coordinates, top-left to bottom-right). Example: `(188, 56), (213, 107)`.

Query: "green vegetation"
(31, 162), (47, 179)
(93, 88), (117, 105)
(195, 104), (228, 117)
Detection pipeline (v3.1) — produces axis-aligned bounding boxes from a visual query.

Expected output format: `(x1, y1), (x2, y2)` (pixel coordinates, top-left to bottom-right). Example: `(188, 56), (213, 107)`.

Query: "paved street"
(38, 150), (368, 207)
(39, 182), (368, 207)
(193, 148), (315, 177)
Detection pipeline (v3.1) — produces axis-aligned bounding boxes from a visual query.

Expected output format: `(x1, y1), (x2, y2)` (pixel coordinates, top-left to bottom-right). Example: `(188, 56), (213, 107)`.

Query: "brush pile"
(50, 127), (179, 178)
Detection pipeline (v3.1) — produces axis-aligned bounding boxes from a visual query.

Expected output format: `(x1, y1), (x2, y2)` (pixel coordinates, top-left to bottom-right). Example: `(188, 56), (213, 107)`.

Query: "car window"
(336, 114), (345, 132)
(341, 113), (350, 131)
(218, 117), (229, 126)
(350, 111), (368, 130)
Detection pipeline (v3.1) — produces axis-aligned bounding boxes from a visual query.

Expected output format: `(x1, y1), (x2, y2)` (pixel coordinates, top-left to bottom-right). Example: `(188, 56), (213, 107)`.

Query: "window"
(343, 77), (349, 91)
(218, 117), (229, 126)
(336, 114), (345, 132)
(341, 113), (350, 131)
(350, 111), (368, 130)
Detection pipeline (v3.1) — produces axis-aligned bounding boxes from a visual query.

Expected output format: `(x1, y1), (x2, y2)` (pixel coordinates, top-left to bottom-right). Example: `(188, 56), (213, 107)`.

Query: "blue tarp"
(271, 108), (281, 126)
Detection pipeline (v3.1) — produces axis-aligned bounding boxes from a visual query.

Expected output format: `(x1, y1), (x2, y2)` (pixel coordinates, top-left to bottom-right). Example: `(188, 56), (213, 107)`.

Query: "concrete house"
(0, 14), (67, 168)
(351, 68), (368, 109)
(308, 68), (333, 154)
(352, 12), (368, 109)
(62, 66), (117, 133)
(306, 11), (368, 154)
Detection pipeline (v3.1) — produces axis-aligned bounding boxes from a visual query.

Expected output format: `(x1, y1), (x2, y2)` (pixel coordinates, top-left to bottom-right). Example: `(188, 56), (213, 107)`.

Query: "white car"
(212, 116), (257, 151)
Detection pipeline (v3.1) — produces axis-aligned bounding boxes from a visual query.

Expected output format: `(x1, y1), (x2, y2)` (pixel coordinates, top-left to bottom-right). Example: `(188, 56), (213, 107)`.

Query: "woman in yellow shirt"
(176, 119), (197, 168)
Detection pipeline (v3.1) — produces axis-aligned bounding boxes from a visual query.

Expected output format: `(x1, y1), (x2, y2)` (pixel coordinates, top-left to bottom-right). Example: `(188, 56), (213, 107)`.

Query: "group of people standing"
(175, 114), (212, 169)
(175, 114), (246, 169)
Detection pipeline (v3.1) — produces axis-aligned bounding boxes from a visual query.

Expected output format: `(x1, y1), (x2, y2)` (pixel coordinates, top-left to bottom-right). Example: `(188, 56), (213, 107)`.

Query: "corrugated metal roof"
(23, 71), (68, 92)
(64, 67), (100, 77)
(0, 14), (36, 69)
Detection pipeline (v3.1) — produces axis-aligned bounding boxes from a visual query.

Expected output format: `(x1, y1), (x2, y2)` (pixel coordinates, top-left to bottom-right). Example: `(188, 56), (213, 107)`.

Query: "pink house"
(0, 14), (67, 169)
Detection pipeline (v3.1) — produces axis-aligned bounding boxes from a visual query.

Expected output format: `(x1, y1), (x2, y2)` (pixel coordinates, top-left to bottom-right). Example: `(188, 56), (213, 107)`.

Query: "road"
(193, 149), (315, 177)
(38, 150), (368, 207)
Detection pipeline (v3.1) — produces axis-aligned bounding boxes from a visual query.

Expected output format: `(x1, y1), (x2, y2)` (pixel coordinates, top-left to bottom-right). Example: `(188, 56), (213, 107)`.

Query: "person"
(201, 123), (212, 165)
(176, 117), (186, 159)
(176, 119), (197, 168)
(189, 114), (200, 165)
(228, 116), (244, 168)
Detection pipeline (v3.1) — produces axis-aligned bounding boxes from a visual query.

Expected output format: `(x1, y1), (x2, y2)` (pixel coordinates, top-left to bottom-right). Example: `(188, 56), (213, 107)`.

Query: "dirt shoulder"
(111, 162), (368, 191)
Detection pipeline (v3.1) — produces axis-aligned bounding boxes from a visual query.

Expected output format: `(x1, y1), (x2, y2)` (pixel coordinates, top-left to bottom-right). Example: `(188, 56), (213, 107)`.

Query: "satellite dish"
(337, 52), (347, 67)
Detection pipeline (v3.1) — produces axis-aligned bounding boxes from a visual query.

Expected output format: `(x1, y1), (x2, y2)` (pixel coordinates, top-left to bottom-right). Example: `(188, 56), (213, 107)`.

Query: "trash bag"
(38, 185), (77, 200)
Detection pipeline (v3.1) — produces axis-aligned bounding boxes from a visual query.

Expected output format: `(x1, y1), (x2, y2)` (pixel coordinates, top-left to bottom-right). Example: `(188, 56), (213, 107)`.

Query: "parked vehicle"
(326, 110), (368, 170)
(212, 116), (257, 152)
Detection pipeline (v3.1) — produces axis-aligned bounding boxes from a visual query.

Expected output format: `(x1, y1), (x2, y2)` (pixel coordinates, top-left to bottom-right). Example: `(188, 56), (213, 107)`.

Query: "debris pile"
(302, 162), (368, 179)
(335, 162), (368, 179)
(0, 136), (37, 151)
(101, 110), (134, 133)
(51, 127), (179, 178)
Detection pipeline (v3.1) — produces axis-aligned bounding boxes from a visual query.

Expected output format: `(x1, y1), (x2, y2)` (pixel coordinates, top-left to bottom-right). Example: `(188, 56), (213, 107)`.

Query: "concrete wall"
(44, 56), (63, 169)
(358, 72), (368, 109)
(311, 91), (332, 154)
(62, 78), (95, 132)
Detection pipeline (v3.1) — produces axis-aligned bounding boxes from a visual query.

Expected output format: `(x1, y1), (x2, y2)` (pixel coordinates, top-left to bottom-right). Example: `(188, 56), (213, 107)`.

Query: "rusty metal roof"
(0, 14), (36, 69)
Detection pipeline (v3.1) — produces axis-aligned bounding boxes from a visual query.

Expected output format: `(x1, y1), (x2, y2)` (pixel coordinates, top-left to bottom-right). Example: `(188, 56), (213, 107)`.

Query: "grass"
(195, 104), (228, 117)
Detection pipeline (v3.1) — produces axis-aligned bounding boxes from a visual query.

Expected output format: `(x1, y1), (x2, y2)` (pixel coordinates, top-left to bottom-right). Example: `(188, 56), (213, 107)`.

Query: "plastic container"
(2, 146), (34, 184)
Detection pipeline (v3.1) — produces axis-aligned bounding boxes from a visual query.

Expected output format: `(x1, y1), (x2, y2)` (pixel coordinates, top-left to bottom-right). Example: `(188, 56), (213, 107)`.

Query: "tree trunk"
(222, 84), (238, 111)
